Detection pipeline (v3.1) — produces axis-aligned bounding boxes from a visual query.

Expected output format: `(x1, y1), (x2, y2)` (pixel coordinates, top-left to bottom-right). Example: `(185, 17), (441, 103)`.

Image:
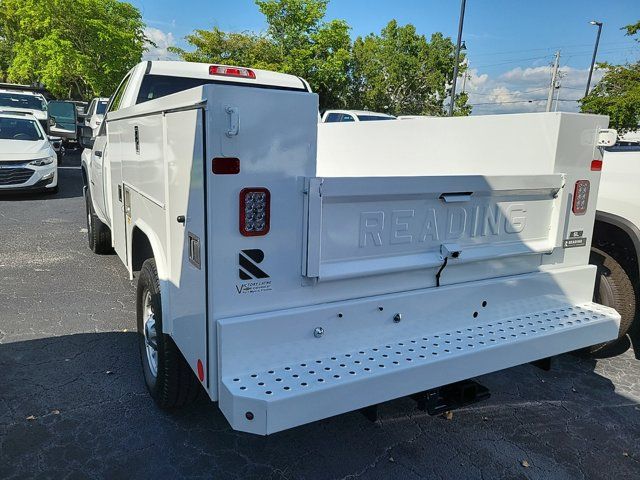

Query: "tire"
(137, 258), (201, 408)
(588, 247), (637, 353)
(84, 186), (112, 254)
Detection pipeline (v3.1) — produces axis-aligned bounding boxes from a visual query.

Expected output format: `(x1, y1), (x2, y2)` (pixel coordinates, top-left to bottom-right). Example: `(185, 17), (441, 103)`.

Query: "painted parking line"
(58, 166), (82, 170)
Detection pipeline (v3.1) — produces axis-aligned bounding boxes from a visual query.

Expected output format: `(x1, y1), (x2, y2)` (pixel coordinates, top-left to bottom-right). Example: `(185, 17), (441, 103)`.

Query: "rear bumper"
(216, 266), (620, 434)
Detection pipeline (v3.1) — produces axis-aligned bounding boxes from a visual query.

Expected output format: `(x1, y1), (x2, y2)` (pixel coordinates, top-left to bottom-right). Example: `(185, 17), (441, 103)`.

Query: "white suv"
(0, 89), (48, 131)
(84, 97), (109, 135)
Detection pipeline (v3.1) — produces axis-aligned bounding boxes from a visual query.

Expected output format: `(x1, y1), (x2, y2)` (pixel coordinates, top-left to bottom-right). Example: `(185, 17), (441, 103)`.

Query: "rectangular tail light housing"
(572, 180), (590, 215)
(240, 188), (270, 236)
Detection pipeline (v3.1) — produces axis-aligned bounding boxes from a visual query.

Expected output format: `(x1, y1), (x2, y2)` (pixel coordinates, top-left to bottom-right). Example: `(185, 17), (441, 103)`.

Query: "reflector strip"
(212, 157), (240, 175)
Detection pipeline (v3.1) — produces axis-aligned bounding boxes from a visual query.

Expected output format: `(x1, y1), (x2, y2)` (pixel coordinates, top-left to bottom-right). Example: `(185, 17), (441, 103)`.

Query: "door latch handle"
(225, 106), (239, 137)
(177, 215), (186, 224)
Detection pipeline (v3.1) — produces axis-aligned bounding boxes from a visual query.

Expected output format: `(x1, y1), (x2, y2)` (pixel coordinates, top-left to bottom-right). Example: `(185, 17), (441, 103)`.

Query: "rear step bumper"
(219, 302), (619, 434)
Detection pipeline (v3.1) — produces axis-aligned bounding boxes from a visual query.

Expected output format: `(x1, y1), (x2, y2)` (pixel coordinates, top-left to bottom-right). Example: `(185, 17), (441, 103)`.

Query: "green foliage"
(581, 62), (640, 133)
(172, 0), (468, 114)
(351, 21), (467, 116)
(580, 20), (640, 133)
(172, 0), (351, 110)
(625, 20), (640, 38)
(0, 0), (148, 99)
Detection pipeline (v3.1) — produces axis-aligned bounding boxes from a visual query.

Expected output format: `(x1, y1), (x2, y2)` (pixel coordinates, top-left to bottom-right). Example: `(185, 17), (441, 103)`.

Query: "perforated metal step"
(219, 302), (619, 434)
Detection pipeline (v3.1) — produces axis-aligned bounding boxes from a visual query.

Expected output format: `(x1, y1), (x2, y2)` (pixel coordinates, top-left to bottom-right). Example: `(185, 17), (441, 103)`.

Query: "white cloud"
(143, 27), (178, 61)
(464, 65), (605, 115)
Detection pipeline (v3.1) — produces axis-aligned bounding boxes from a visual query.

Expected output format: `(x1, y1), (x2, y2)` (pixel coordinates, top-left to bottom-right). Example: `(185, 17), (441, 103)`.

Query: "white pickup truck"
(81, 60), (621, 435)
(592, 143), (640, 349)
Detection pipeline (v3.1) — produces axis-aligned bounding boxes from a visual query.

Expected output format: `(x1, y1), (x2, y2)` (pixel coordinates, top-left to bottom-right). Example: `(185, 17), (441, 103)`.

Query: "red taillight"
(239, 188), (270, 236)
(209, 65), (256, 79)
(591, 159), (603, 171)
(572, 180), (590, 215)
(212, 157), (240, 175)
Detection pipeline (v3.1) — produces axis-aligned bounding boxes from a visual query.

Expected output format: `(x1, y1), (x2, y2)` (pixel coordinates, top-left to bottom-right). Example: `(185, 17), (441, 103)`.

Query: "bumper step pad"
(220, 302), (619, 434)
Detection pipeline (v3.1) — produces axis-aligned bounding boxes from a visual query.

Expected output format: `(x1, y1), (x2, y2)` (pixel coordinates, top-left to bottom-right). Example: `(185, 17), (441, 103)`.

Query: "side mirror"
(48, 116), (56, 127)
(78, 125), (95, 150)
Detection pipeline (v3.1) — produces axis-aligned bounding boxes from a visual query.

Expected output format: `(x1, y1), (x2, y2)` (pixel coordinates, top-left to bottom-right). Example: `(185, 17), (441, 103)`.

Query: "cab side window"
(97, 74), (131, 137)
(324, 112), (341, 123)
(108, 74), (132, 113)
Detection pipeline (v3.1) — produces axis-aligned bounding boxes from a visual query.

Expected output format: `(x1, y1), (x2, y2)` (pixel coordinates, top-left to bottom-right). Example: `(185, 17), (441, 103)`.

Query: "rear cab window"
(136, 75), (220, 104)
(357, 115), (394, 122)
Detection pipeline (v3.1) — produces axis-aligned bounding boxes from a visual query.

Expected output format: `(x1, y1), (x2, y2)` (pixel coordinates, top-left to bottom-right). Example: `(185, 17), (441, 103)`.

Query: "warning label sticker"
(236, 280), (272, 295)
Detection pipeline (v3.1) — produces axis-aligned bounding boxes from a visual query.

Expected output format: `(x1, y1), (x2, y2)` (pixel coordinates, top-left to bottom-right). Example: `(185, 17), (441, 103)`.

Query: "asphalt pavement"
(1, 151), (640, 480)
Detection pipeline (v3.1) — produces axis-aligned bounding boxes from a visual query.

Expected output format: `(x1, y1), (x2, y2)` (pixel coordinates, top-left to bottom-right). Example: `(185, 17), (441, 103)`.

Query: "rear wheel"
(84, 186), (112, 254)
(137, 258), (201, 408)
(588, 247), (637, 353)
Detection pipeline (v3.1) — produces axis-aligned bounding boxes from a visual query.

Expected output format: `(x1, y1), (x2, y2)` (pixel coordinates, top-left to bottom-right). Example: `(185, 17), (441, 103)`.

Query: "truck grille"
(0, 167), (33, 185)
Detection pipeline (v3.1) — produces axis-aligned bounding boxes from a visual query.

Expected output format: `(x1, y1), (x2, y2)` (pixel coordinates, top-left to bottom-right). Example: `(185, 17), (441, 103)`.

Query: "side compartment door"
(165, 108), (209, 390)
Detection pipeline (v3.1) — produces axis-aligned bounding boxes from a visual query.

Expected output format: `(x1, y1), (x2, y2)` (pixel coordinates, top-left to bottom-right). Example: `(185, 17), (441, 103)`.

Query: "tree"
(580, 20), (640, 133)
(0, 0), (148, 99)
(351, 21), (468, 116)
(172, 0), (469, 115)
(171, 0), (352, 110)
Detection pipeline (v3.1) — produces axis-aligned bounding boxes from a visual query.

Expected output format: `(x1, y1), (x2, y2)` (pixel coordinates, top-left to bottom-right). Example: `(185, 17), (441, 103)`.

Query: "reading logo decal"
(236, 249), (272, 294)
(563, 230), (587, 248)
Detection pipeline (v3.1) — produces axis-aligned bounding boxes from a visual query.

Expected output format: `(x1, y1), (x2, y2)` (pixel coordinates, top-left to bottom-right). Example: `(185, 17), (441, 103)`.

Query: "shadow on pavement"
(1, 332), (639, 480)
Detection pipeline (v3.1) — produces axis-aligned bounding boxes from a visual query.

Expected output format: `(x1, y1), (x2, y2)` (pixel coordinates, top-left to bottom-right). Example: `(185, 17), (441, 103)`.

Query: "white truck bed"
(105, 83), (618, 434)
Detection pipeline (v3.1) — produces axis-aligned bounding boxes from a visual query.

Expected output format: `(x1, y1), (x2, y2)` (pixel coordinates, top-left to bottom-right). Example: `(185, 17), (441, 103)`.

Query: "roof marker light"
(209, 65), (256, 79)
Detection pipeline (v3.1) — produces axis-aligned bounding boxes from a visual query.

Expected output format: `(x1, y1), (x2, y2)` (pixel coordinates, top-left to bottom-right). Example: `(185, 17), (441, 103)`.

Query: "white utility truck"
(591, 143), (640, 350)
(82, 60), (621, 435)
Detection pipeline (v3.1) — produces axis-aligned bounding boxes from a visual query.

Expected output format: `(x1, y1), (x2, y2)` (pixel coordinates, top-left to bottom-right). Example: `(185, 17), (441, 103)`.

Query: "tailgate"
(304, 174), (565, 281)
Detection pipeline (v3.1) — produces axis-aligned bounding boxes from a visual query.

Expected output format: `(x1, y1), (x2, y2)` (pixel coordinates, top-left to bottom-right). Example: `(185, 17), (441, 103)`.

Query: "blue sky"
(133, 0), (639, 114)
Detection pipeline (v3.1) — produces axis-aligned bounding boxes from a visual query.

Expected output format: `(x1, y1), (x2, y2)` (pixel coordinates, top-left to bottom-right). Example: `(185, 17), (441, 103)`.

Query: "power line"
(467, 87), (549, 96)
(469, 41), (638, 58)
(473, 54), (553, 68)
(470, 98), (579, 106)
(470, 47), (637, 70)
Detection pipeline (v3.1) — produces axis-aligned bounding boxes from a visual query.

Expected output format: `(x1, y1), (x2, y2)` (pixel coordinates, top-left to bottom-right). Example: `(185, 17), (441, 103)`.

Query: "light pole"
(585, 20), (603, 97)
(449, 0), (467, 116)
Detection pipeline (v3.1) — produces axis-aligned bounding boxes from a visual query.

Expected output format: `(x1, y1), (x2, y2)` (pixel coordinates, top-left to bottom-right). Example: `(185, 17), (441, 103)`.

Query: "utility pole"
(448, 0), (467, 116)
(461, 59), (469, 93)
(546, 51), (560, 112)
(554, 70), (565, 112)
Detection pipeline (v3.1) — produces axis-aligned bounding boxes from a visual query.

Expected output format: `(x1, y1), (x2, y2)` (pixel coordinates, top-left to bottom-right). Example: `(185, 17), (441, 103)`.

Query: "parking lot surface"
(1, 151), (640, 480)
